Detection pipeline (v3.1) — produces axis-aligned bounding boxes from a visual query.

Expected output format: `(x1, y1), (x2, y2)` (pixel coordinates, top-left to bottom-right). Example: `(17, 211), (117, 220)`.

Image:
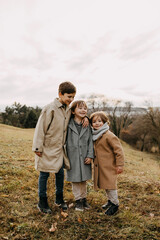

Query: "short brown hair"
(71, 100), (87, 113)
(58, 81), (76, 94)
(90, 111), (110, 125)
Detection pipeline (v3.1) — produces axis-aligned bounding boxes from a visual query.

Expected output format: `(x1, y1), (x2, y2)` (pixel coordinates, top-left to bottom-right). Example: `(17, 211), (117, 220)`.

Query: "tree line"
(0, 97), (160, 154)
(84, 94), (160, 154)
(0, 102), (41, 128)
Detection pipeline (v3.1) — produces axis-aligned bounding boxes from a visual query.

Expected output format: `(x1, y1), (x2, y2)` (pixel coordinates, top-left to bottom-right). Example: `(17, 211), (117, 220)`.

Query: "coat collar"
(95, 131), (108, 143)
(79, 125), (88, 138)
(54, 98), (70, 112)
(68, 118), (87, 137)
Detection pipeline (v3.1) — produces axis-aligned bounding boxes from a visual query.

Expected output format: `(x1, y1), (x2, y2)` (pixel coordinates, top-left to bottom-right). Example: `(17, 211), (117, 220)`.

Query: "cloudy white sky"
(0, 0), (160, 111)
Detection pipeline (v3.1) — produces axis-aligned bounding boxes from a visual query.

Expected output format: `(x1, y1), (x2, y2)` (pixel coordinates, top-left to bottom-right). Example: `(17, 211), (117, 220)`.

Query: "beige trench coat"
(94, 130), (124, 190)
(32, 98), (71, 173)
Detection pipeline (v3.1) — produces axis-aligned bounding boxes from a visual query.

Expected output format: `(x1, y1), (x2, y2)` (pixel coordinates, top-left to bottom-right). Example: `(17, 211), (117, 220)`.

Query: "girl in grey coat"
(66, 100), (94, 211)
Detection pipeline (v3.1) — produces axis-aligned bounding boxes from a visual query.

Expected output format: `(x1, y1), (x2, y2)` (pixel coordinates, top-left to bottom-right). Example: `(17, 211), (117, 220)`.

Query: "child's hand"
(82, 117), (89, 127)
(35, 151), (42, 157)
(84, 158), (92, 164)
(116, 166), (123, 174)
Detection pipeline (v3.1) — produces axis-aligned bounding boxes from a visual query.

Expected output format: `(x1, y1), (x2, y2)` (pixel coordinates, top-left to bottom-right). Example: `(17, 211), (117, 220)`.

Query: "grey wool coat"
(66, 118), (94, 182)
(32, 98), (71, 173)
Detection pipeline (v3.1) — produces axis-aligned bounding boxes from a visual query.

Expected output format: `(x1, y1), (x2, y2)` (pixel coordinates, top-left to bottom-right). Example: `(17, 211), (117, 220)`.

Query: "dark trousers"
(38, 166), (64, 198)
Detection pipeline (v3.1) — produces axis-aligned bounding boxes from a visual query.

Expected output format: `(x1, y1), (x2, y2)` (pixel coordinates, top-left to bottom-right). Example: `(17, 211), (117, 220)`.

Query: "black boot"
(82, 198), (91, 210)
(102, 200), (112, 210)
(55, 193), (67, 210)
(105, 202), (119, 215)
(37, 196), (52, 214)
(75, 199), (84, 211)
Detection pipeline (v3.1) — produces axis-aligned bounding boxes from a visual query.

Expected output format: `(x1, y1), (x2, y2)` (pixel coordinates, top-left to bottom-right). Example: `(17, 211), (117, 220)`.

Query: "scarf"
(92, 122), (109, 141)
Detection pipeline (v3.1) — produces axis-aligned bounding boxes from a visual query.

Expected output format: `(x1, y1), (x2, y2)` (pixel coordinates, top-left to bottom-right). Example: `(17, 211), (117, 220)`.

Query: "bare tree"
(144, 107), (160, 151)
(107, 100), (133, 137)
(79, 93), (109, 115)
(121, 106), (160, 152)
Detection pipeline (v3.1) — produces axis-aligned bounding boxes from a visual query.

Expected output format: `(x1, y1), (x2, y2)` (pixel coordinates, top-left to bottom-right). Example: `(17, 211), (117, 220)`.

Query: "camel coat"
(94, 130), (124, 190)
(32, 98), (71, 173)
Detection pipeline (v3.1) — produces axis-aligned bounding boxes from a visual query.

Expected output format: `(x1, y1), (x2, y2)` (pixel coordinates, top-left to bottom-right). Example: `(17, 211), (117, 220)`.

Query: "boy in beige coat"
(32, 82), (76, 213)
(90, 111), (124, 215)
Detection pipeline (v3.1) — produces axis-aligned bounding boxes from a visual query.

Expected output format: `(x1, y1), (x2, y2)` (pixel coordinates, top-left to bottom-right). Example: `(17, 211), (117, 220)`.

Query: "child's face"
(59, 92), (76, 106)
(72, 104), (87, 119)
(92, 116), (104, 130)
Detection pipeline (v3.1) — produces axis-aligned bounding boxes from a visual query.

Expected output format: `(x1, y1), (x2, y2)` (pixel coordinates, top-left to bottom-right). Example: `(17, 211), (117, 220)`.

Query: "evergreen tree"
(24, 110), (38, 128)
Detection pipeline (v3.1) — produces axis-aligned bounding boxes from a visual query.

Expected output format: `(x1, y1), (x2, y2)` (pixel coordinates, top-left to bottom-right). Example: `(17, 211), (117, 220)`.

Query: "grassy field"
(0, 123), (160, 240)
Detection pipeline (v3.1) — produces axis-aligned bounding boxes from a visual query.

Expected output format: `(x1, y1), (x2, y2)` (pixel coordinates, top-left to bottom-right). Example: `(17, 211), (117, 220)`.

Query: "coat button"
(95, 164), (97, 167)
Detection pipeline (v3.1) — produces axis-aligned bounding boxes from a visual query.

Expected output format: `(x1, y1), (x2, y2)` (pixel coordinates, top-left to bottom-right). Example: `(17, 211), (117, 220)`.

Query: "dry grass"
(0, 123), (160, 240)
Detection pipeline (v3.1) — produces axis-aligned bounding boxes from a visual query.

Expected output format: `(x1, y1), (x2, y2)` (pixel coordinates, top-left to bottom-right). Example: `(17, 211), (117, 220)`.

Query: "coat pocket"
(44, 138), (58, 147)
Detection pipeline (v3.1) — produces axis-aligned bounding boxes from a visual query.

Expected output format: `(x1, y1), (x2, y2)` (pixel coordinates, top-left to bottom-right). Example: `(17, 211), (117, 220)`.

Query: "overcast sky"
(0, 0), (160, 111)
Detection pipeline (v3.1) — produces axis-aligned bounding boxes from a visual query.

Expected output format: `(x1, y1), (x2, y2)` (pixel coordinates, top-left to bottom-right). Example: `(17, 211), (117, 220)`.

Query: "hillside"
(0, 124), (160, 240)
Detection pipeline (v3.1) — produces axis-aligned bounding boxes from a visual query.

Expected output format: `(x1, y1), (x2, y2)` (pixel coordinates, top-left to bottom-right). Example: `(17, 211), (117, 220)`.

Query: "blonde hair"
(90, 111), (110, 125)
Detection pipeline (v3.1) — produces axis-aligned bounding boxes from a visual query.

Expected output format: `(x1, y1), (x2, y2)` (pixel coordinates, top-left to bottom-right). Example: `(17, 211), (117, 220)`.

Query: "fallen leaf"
(49, 222), (57, 232)
(61, 211), (68, 218)
(125, 207), (129, 210)
(68, 203), (74, 208)
(63, 218), (68, 222)
(149, 213), (154, 218)
(98, 213), (104, 216)
(78, 217), (82, 223)
(27, 165), (33, 168)
(87, 237), (94, 240)
(55, 214), (60, 219)
(1, 195), (9, 197)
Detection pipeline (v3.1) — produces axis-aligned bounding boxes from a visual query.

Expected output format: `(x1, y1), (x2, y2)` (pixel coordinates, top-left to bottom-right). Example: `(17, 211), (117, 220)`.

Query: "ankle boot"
(102, 200), (112, 210)
(55, 193), (67, 210)
(82, 198), (91, 209)
(105, 202), (119, 215)
(75, 199), (84, 211)
(37, 196), (52, 214)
